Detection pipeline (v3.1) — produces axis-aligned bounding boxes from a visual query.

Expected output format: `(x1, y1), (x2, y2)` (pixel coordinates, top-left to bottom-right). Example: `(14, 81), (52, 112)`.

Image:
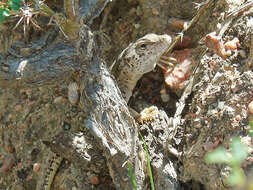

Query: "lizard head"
(112, 34), (172, 102)
(132, 33), (172, 74)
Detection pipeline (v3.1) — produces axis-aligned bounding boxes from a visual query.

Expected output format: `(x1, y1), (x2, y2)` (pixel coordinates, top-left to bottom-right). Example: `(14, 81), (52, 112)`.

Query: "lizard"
(111, 33), (172, 102)
(36, 33), (172, 190)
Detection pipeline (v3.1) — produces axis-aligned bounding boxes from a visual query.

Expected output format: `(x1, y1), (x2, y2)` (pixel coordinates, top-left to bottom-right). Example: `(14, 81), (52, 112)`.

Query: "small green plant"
(127, 134), (155, 190)
(249, 120), (253, 137)
(127, 162), (138, 190)
(0, 8), (10, 22)
(8, 0), (23, 11)
(140, 134), (155, 190)
(205, 137), (248, 187)
(0, 0), (23, 23)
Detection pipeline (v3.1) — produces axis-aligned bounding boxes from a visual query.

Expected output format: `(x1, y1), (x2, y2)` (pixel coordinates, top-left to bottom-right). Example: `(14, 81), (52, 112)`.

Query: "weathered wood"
(1, 22), (145, 189)
(0, 28), (81, 88)
(76, 26), (145, 189)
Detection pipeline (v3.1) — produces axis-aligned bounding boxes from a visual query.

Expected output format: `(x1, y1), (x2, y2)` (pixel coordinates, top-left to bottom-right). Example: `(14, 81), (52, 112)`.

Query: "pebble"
(54, 96), (65, 104)
(68, 82), (80, 105)
(89, 175), (99, 185)
(15, 104), (22, 112)
(235, 115), (241, 121)
(249, 100), (253, 115)
(33, 163), (41, 173)
(161, 93), (170, 102)
(160, 88), (170, 102)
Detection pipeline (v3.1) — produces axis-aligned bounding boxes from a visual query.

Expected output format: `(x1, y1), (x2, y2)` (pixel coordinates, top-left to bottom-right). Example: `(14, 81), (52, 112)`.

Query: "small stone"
(134, 24), (140, 29)
(160, 88), (170, 102)
(71, 106), (77, 112)
(54, 96), (65, 104)
(68, 82), (80, 105)
(247, 17), (253, 27)
(17, 163), (22, 169)
(235, 115), (241, 121)
(160, 88), (167, 94)
(45, 103), (50, 108)
(249, 101), (253, 115)
(89, 175), (99, 185)
(63, 122), (71, 130)
(7, 114), (14, 120)
(161, 93), (170, 102)
(152, 8), (159, 15)
(238, 50), (246, 58)
(15, 105), (22, 112)
(33, 163), (41, 173)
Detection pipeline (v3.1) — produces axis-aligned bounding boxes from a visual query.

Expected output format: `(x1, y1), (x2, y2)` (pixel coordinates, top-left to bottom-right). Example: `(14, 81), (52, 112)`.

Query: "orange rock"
(164, 49), (195, 91)
(89, 175), (100, 185)
(204, 32), (230, 59)
(152, 8), (159, 16)
(235, 115), (242, 121)
(224, 37), (239, 51)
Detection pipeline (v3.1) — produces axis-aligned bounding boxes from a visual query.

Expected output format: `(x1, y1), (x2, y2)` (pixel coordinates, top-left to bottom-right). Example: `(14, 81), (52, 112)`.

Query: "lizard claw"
(157, 55), (177, 71)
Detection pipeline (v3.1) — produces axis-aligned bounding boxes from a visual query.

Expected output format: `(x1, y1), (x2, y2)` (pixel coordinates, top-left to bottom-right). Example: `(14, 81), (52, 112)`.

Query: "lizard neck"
(117, 71), (143, 103)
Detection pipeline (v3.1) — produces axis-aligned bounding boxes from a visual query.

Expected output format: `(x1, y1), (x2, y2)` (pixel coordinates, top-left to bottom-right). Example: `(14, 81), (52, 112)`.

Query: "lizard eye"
(140, 43), (147, 50)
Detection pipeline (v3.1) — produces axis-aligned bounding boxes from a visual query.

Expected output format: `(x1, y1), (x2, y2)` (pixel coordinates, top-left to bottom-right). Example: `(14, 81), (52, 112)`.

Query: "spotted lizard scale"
(37, 33), (172, 190)
(36, 153), (63, 190)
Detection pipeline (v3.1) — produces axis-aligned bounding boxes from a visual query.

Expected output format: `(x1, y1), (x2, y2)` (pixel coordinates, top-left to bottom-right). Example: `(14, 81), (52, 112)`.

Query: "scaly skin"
(36, 153), (63, 190)
(112, 34), (172, 102)
(37, 33), (172, 190)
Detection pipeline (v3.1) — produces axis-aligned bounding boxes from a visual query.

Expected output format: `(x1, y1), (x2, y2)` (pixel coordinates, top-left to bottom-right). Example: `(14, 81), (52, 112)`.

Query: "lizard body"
(37, 33), (172, 190)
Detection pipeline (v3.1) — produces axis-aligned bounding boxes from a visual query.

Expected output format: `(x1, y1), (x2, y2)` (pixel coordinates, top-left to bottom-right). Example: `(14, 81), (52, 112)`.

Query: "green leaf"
(205, 146), (230, 163)
(12, 0), (23, 3)
(249, 120), (253, 128)
(249, 120), (253, 137)
(3, 9), (10, 17)
(230, 137), (248, 166)
(127, 162), (138, 190)
(140, 134), (155, 190)
(0, 8), (10, 23)
(8, 0), (23, 11)
(228, 167), (245, 186)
